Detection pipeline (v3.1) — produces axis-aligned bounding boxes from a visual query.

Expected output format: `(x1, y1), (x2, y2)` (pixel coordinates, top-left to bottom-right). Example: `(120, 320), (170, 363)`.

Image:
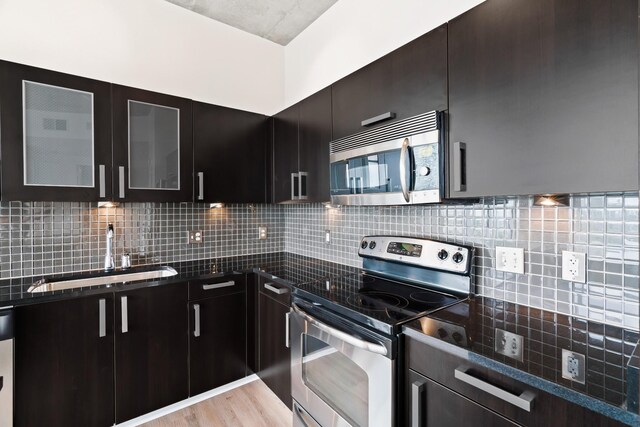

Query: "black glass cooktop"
(293, 272), (463, 335)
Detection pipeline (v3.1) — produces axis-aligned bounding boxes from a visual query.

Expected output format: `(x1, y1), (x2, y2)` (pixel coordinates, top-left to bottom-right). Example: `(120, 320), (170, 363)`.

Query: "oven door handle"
(291, 303), (388, 356)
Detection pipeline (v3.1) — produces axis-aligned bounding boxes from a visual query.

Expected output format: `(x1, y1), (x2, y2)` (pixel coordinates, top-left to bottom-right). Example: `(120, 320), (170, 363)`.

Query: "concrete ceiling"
(164, 0), (339, 45)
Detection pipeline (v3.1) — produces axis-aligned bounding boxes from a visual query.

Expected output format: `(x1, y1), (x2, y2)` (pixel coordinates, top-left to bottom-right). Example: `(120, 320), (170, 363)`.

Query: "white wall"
(0, 0), (284, 115)
(284, 0), (485, 107)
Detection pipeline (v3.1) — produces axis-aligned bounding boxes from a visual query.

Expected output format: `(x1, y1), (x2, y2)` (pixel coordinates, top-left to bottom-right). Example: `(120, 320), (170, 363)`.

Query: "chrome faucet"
(104, 223), (114, 272)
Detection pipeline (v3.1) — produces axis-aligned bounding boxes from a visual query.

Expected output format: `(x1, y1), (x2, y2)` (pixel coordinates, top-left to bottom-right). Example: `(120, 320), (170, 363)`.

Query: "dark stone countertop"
(403, 295), (640, 426)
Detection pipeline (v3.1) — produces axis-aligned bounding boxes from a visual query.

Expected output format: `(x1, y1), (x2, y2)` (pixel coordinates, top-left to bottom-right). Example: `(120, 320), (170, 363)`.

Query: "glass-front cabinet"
(0, 60), (113, 201)
(112, 85), (193, 202)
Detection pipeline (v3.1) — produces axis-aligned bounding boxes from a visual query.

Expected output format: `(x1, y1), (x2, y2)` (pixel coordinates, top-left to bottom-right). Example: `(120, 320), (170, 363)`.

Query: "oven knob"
(369, 241), (377, 249)
(437, 328), (448, 339)
(452, 332), (463, 343)
(361, 240), (368, 249)
(437, 249), (448, 260)
(418, 166), (431, 176)
(452, 252), (464, 263)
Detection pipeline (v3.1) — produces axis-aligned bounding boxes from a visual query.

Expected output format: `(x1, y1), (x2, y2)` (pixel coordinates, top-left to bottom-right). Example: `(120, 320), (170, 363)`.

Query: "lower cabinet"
(189, 274), (247, 396)
(115, 282), (189, 423)
(258, 277), (292, 407)
(14, 294), (115, 427)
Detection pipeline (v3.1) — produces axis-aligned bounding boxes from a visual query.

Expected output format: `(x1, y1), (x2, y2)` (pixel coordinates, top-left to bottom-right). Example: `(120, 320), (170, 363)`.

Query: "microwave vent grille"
(330, 111), (439, 154)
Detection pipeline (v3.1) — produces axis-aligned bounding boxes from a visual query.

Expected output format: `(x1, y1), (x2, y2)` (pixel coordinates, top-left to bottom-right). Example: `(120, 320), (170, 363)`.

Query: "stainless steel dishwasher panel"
(0, 309), (14, 427)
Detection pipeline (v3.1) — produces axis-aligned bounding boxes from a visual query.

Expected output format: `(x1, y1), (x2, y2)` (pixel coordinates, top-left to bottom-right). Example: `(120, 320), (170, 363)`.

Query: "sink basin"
(27, 266), (178, 293)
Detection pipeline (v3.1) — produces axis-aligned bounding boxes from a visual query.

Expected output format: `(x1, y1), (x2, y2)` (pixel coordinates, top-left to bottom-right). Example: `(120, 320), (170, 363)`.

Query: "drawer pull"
(264, 283), (289, 295)
(98, 298), (106, 338)
(193, 304), (201, 337)
(411, 381), (425, 427)
(202, 281), (235, 291)
(454, 366), (535, 412)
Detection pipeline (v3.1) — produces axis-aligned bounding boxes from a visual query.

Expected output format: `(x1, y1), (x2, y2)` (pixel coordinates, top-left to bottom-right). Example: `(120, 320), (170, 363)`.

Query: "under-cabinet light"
(533, 194), (569, 207)
(209, 203), (224, 209)
(97, 201), (120, 208)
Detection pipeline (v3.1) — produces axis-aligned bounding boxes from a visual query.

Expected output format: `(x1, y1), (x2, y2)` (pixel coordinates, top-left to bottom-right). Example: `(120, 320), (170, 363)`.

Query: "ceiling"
(164, 0), (339, 45)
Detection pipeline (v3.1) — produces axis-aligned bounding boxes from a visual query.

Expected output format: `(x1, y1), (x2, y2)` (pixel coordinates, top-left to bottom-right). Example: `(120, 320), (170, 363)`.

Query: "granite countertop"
(403, 295), (640, 426)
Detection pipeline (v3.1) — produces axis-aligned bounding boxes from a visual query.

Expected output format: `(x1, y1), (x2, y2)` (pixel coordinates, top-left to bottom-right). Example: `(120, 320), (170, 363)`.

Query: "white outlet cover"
(561, 349), (586, 384)
(562, 251), (586, 283)
(495, 247), (525, 274)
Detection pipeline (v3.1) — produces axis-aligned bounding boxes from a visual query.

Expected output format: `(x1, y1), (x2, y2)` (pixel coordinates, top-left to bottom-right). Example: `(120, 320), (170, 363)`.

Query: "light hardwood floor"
(142, 379), (292, 427)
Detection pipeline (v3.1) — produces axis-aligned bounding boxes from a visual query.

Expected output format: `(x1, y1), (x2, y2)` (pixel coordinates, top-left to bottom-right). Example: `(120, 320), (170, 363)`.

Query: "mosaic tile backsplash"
(283, 193), (640, 330)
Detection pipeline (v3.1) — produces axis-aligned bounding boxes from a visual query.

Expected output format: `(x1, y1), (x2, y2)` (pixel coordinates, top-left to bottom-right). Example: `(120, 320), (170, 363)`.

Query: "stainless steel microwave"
(330, 110), (445, 206)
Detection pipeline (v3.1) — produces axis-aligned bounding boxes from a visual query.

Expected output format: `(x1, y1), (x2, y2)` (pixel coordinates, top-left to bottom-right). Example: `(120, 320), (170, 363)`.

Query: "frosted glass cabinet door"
(112, 85), (193, 202)
(0, 60), (113, 201)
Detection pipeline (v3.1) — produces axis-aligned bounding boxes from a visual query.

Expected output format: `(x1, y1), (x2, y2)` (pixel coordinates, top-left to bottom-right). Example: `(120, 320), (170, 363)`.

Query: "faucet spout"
(104, 223), (114, 272)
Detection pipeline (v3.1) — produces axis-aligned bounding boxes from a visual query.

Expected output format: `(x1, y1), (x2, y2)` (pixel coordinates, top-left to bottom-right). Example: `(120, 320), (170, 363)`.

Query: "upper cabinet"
(0, 61), (113, 201)
(331, 24), (448, 140)
(272, 87), (332, 203)
(447, 0), (639, 198)
(112, 85), (193, 202)
(193, 102), (269, 203)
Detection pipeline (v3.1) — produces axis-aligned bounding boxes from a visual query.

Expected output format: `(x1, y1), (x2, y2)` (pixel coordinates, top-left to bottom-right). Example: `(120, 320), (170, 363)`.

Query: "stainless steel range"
(290, 235), (474, 427)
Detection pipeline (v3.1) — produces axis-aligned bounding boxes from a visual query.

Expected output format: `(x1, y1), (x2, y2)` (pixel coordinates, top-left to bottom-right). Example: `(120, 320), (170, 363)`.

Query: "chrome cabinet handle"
(355, 176), (363, 194)
(193, 304), (201, 337)
(411, 381), (425, 427)
(291, 172), (299, 200)
(121, 296), (128, 333)
(298, 171), (308, 200)
(264, 283), (289, 295)
(291, 302), (388, 356)
(197, 172), (204, 200)
(118, 166), (126, 199)
(202, 280), (235, 291)
(99, 165), (106, 198)
(453, 142), (467, 192)
(349, 177), (356, 194)
(99, 298), (106, 338)
(399, 137), (411, 202)
(361, 111), (395, 127)
(285, 311), (291, 348)
(454, 366), (535, 412)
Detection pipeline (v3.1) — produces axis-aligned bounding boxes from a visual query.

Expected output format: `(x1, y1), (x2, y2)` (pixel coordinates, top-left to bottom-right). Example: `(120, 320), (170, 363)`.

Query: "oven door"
(291, 300), (394, 427)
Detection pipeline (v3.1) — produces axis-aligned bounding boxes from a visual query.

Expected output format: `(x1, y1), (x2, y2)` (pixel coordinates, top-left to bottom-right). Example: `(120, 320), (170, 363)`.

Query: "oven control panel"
(358, 235), (472, 274)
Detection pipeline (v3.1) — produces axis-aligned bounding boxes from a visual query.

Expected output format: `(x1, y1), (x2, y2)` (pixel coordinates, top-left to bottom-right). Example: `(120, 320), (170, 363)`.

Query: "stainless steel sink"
(27, 266), (178, 293)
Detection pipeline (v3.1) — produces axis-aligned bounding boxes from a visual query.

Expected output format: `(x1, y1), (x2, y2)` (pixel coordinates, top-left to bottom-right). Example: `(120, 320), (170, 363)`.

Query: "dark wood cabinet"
(193, 102), (270, 203)
(189, 274), (247, 395)
(0, 60), (113, 202)
(112, 85), (193, 202)
(115, 282), (188, 423)
(331, 24), (448, 140)
(258, 278), (292, 407)
(272, 87), (332, 203)
(447, 0), (639, 198)
(14, 295), (114, 427)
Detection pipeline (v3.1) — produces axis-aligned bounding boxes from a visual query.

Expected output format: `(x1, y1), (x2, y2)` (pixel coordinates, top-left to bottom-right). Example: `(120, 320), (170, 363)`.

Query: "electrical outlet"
(562, 251), (586, 283)
(495, 247), (525, 274)
(494, 328), (524, 361)
(561, 349), (586, 384)
(258, 226), (268, 240)
(187, 230), (203, 244)
(325, 230), (331, 244)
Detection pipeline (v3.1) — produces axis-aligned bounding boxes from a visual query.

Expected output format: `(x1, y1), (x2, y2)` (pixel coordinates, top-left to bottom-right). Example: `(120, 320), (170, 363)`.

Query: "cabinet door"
(0, 60), (112, 201)
(258, 291), (291, 407)
(189, 291), (246, 395)
(112, 85), (193, 202)
(272, 104), (299, 203)
(14, 295), (114, 427)
(298, 87), (332, 203)
(331, 25), (448, 140)
(407, 370), (518, 427)
(193, 102), (269, 203)
(448, 0), (638, 198)
(115, 282), (188, 423)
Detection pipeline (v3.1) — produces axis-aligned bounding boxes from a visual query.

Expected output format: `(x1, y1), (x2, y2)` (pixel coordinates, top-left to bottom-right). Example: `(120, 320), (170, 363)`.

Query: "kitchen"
(0, 0), (637, 426)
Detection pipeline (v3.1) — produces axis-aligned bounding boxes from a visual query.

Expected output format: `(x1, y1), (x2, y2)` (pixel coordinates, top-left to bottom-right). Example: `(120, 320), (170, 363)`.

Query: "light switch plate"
(258, 226), (268, 240)
(562, 251), (586, 283)
(325, 230), (331, 244)
(496, 247), (525, 274)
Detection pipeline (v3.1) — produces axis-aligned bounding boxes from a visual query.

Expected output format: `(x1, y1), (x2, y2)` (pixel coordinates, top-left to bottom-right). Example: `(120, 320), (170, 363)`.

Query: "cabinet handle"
(411, 381), (425, 427)
(298, 171), (308, 200)
(202, 280), (235, 290)
(399, 138), (411, 203)
(99, 165), (106, 198)
(121, 296), (128, 333)
(193, 304), (201, 337)
(349, 177), (356, 194)
(291, 172), (299, 200)
(454, 366), (535, 412)
(285, 311), (291, 348)
(98, 298), (106, 338)
(118, 166), (126, 199)
(197, 172), (204, 200)
(361, 111), (395, 127)
(264, 282), (289, 295)
(453, 142), (467, 192)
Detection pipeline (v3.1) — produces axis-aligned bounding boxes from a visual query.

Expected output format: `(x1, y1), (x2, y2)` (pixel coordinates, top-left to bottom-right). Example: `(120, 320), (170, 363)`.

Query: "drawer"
(189, 273), (246, 301)
(257, 275), (291, 306)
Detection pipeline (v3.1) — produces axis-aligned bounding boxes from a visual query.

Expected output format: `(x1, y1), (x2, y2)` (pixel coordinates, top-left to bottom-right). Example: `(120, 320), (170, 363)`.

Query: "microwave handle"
(399, 138), (411, 203)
